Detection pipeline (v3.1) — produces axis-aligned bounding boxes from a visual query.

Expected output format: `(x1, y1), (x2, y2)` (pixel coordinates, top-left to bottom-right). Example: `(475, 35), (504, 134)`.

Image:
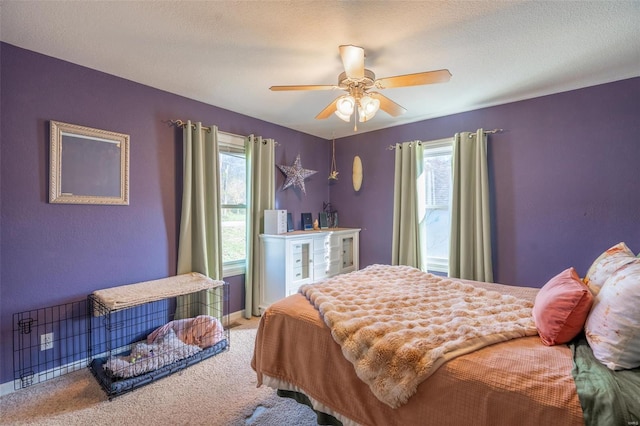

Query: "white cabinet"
(259, 228), (360, 313)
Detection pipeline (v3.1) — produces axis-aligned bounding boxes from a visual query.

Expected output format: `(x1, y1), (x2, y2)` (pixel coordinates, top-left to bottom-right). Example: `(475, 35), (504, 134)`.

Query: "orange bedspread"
(252, 280), (584, 426)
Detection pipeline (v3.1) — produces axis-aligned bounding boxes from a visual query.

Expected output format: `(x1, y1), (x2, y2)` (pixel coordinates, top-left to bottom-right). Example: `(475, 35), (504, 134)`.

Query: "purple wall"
(0, 43), (329, 383)
(331, 77), (640, 287)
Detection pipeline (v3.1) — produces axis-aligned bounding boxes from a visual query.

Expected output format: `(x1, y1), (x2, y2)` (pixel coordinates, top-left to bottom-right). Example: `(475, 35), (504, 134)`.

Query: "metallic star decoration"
(277, 154), (317, 195)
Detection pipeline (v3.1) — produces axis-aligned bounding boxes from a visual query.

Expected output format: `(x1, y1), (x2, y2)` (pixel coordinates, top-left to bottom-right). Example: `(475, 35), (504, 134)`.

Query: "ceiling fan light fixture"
(358, 96), (380, 122)
(335, 95), (355, 122)
(271, 45), (451, 129)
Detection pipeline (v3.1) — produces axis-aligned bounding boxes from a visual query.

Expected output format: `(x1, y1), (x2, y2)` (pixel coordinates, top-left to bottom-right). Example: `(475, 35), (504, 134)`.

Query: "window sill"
(223, 262), (246, 278)
(426, 259), (448, 275)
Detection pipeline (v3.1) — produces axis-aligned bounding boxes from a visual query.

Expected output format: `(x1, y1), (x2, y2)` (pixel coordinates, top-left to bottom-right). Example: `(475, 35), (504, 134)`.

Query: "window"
(218, 132), (246, 277)
(421, 138), (453, 273)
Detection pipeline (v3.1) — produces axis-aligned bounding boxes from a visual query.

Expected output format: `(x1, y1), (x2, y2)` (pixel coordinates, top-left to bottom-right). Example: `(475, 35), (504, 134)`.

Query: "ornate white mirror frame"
(49, 120), (130, 205)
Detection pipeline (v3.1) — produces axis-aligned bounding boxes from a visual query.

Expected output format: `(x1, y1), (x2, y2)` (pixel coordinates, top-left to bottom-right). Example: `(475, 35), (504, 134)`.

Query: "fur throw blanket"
(300, 264), (537, 408)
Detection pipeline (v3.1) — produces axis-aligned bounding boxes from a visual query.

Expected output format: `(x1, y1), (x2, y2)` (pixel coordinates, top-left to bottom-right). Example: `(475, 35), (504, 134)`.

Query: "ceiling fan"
(270, 45), (452, 129)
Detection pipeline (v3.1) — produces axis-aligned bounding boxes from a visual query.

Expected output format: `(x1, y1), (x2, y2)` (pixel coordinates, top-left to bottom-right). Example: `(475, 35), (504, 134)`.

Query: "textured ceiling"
(1, 1), (639, 139)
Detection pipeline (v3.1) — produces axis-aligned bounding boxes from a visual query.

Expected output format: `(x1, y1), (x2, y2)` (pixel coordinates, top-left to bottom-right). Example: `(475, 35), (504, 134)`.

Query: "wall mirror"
(49, 121), (130, 205)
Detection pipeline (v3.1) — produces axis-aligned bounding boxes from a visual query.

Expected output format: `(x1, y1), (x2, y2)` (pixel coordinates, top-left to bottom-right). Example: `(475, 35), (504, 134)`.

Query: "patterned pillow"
(585, 261), (640, 370)
(583, 242), (636, 295)
(532, 267), (593, 345)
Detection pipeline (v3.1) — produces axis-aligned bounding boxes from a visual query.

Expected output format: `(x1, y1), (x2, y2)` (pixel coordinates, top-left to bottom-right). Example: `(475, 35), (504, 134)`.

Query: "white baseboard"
(0, 309), (246, 397)
(228, 309), (247, 323)
(0, 380), (17, 397)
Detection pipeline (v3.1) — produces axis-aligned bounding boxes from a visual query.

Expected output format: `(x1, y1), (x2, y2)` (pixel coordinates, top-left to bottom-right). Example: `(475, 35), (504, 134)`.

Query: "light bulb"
(336, 95), (355, 117)
(358, 96), (380, 122)
(335, 95), (354, 122)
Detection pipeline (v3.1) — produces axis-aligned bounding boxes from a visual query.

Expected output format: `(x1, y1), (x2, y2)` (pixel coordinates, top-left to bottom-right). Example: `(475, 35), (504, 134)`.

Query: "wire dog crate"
(88, 279), (229, 399)
(12, 274), (230, 398)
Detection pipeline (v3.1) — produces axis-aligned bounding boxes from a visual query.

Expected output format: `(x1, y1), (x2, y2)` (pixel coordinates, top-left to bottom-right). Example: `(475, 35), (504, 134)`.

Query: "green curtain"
(245, 135), (275, 318)
(175, 121), (224, 319)
(449, 129), (493, 282)
(391, 141), (426, 270)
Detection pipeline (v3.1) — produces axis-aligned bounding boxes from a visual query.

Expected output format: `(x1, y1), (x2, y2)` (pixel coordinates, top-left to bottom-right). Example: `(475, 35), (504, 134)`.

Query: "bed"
(252, 262), (640, 426)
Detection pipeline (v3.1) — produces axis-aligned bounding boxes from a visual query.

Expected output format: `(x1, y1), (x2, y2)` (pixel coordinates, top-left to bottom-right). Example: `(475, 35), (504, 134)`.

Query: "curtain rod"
(166, 119), (212, 133)
(386, 128), (503, 150)
(165, 119), (280, 146)
(470, 128), (503, 136)
(165, 119), (246, 140)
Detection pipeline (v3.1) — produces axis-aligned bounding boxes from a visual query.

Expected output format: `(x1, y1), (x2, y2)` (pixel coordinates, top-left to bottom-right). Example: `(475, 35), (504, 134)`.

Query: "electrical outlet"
(40, 332), (54, 351)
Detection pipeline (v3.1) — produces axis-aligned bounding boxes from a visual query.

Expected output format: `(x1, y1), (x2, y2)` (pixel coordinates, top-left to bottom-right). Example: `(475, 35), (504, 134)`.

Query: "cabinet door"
(339, 232), (359, 274)
(287, 239), (313, 295)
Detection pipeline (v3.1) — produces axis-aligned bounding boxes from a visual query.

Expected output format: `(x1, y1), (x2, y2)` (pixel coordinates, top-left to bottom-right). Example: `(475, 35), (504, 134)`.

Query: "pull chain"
(353, 104), (358, 131)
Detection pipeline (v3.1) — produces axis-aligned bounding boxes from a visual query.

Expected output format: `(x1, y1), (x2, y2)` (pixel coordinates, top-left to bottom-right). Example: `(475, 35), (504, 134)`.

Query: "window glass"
(218, 132), (246, 276)
(422, 140), (453, 273)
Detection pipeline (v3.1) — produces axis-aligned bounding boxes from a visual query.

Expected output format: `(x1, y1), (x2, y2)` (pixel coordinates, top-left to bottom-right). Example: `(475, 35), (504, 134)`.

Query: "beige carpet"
(0, 318), (318, 425)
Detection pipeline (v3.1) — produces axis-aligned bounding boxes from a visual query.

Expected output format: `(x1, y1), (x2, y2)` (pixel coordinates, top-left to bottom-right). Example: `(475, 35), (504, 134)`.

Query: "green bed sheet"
(571, 336), (640, 426)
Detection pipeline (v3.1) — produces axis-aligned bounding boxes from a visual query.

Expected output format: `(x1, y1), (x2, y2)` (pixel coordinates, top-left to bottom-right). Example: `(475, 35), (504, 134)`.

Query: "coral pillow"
(583, 242), (636, 295)
(585, 261), (640, 370)
(532, 267), (594, 346)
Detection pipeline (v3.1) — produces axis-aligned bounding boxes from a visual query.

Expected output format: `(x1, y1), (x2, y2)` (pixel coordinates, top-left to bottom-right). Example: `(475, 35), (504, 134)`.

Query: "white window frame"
(218, 131), (247, 278)
(422, 137), (453, 274)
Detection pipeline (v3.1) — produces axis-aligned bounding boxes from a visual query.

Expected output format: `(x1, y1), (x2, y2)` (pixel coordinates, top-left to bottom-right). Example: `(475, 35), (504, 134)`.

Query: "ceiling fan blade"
(375, 69), (452, 89)
(339, 45), (365, 80)
(270, 84), (338, 91)
(315, 97), (339, 119)
(369, 92), (407, 117)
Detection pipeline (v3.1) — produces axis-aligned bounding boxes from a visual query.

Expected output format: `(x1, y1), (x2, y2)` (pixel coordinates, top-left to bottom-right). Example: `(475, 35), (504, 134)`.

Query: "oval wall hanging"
(352, 155), (363, 191)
